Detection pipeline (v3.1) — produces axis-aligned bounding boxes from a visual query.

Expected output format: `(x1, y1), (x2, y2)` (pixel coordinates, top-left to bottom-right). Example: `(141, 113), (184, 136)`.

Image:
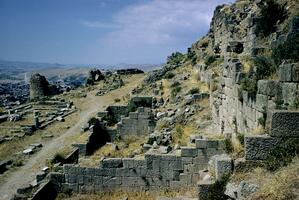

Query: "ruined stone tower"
(29, 73), (50, 100)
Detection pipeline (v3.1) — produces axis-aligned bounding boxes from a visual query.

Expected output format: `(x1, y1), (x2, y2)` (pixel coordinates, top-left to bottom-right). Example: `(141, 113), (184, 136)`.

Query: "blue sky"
(0, 0), (233, 65)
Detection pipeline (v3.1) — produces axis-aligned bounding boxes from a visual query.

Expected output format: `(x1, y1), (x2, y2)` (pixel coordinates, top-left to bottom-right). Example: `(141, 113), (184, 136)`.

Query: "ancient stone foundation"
(117, 107), (155, 136)
(50, 138), (224, 194)
(245, 110), (299, 160)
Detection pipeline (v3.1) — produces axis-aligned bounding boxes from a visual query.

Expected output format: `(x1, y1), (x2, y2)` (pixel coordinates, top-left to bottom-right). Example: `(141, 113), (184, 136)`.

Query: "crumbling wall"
(117, 107), (155, 136)
(50, 139), (224, 194)
(245, 110), (299, 160)
(194, 2), (299, 135)
(210, 61), (299, 135)
(30, 73), (60, 100)
(30, 73), (51, 100)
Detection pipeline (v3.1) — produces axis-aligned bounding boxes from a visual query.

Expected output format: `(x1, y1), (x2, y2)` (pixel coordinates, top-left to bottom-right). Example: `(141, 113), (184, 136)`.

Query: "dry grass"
(56, 187), (197, 200)
(249, 127), (265, 135)
(232, 137), (244, 158)
(249, 157), (299, 200)
(79, 136), (146, 167)
(231, 157), (299, 200)
(239, 55), (254, 74)
(0, 111), (79, 160)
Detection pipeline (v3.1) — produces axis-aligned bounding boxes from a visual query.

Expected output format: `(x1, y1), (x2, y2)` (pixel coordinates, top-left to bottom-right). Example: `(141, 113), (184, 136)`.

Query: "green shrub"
(188, 87), (199, 95)
(114, 98), (121, 103)
(172, 124), (184, 144)
(167, 52), (186, 66)
(201, 42), (209, 48)
(171, 86), (182, 98)
(236, 133), (245, 146)
(255, 0), (287, 37)
(258, 117), (266, 128)
(51, 153), (65, 164)
(102, 115), (117, 126)
(86, 77), (94, 85)
(275, 99), (284, 109)
(170, 81), (180, 88)
(187, 48), (198, 66)
(206, 174), (230, 200)
(224, 138), (234, 154)
(14, 158), (23, 167)
(204, 55), (217, 67)
(164, 72), (175, 79)
(88, 117), (98, 126)
(241, 77), (257, 96)
(266, 138), (299, 171)
(272, 35), (299, 66)
(254, 56), (277, 79)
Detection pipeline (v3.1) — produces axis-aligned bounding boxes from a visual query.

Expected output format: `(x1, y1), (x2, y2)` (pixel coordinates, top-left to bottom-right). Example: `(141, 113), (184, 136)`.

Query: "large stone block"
(279, 63), (299, 82)
(122, 158), (135, 169)
(281, 83), (298, 107)
(206, 140), (219, 149)
(245, 135), (281, 160)
(293, 63), (299, 82)
(215, 155), (233, 181)
(198, 180), (216, 200)
(101, 158), (123, 168)
(255, 94), (268, 112)
(103, 177), (122, 185)
(270, 110), (299, 138)
(181, 147), (198, 157)
(195, 139), (207, 149)
(257, 80), (268, 95)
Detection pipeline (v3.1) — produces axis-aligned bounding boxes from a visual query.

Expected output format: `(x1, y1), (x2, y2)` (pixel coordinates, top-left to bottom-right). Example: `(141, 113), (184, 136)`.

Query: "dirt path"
(0, 75), (144, 200)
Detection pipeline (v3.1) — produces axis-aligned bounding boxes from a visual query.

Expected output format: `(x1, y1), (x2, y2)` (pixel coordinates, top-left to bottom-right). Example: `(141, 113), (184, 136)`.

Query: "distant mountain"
(0, 60), (66, 70)
(0, 60), (161, 72)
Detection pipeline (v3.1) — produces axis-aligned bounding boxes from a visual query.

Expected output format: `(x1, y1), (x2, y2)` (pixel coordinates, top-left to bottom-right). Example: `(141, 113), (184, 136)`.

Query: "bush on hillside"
(204, 55), (217, 67)
(167, 52), (185, 66)
(254, 56), (277, 80)
(272, 35), (299, 65)
(188, 87), (200, 95)
(164, 72), (175, 79)
(187, 48), (198, 66)
(256, 0), (287, 37)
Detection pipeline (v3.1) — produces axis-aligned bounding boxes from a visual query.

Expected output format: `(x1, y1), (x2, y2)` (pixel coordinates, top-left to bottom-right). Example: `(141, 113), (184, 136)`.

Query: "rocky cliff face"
(188, 0), (299, 135)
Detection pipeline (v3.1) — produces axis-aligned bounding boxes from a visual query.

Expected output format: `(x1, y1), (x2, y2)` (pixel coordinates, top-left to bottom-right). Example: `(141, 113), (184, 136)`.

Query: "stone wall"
(117, 107), (155, 137)
(50, 138), (224, 194)
(190, 1), (299, 136)
(245, 110), (299, 160)
(105, 105), (128, 122)
(209, 58), (299, 135)
(30, 73), (51, 100)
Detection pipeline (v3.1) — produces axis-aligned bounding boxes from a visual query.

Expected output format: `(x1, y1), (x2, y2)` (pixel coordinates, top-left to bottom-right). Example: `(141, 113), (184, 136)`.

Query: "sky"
(0, 0), (233, 65)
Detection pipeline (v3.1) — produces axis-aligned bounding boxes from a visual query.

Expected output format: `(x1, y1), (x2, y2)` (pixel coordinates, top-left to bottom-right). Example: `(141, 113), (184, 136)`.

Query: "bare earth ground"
(0, 74), (144, 200)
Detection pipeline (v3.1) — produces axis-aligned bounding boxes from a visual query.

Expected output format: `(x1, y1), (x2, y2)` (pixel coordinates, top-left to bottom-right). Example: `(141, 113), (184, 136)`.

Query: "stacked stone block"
(210, 58), (299, 136)
(50, 139), (224, 194)
(117, 107), (155, 136)
(245, 110), (299, 160)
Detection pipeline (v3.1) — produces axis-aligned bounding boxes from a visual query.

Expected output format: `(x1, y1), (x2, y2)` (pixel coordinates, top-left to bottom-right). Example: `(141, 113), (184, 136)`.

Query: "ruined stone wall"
(245, 110), (299, 160)
(105, 106), (128, 122)
(210, 60), (299, 135)
(194, 2), (299, 135)
(30, 73), (51, 100)
(117, 107), (155, 136)
(50, 139), (224, 194)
